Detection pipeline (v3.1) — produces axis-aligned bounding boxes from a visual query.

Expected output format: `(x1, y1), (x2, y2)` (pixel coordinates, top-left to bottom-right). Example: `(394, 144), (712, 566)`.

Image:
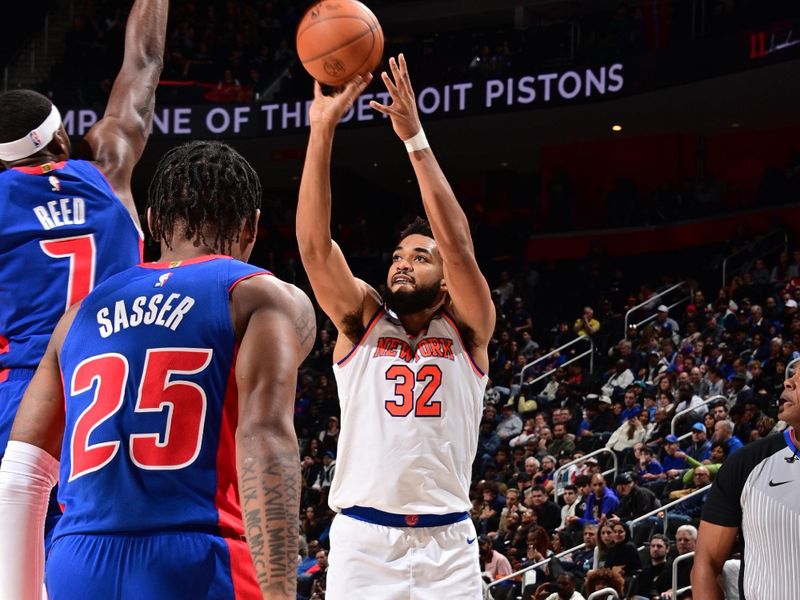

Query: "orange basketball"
(296, 0), (384, 87)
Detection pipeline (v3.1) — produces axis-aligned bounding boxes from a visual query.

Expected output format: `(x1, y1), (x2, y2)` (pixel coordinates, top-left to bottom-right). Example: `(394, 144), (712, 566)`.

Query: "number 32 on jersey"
(68, 348), (211, 481)
(384, 364), (443, 417)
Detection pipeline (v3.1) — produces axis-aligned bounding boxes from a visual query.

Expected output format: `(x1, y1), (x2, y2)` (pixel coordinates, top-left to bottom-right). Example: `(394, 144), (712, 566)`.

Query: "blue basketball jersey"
(0, 159), (142, 378)
(55, 255), (269, 540)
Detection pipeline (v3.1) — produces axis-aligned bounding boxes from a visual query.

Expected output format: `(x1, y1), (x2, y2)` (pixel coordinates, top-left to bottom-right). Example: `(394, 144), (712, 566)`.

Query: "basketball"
(296, 0), (384, 87)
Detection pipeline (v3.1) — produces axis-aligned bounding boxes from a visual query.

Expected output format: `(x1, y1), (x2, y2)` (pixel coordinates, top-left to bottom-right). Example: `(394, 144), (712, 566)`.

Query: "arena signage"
(63, 63), (624, 139)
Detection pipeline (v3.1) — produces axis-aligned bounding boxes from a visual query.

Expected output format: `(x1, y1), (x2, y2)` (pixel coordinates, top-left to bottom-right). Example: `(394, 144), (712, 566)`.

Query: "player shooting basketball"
(296, 54), (495, 598)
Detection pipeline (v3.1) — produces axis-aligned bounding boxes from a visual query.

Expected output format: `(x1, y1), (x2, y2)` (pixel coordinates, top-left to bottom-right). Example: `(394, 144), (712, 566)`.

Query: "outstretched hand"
(308, 73), (373, 130)
(370, 53), (422, 141)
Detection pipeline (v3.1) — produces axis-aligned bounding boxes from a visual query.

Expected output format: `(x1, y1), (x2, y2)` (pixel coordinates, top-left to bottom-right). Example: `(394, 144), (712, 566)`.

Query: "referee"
(692, 368), (800, 599)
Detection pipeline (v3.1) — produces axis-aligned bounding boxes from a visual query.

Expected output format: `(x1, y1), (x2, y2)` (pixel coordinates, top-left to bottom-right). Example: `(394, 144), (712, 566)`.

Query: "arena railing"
(721, 228), (787, 287)
(551, 448), (618, 500)
(484, 542), (587, 599)
(672, 551), (695, 598)
(670, 394), (726, 441)
(586, 588), (620, 600)
(484, 487), (708, 598)
(624, 484), (711, 546)
(623, 281), (693, 336)
(518, 335), (594, 388)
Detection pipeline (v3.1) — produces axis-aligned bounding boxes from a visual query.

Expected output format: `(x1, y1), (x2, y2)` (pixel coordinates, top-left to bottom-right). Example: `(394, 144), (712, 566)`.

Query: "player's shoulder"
(231, 267), (311, 313)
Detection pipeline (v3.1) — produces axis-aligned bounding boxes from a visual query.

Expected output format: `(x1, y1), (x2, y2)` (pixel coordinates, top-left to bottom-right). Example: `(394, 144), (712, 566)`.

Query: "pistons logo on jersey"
(154, 272), (173, 288)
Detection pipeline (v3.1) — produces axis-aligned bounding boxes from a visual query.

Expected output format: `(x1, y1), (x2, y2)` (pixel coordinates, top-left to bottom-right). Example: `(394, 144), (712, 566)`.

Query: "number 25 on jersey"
(69, 348), (211, 481)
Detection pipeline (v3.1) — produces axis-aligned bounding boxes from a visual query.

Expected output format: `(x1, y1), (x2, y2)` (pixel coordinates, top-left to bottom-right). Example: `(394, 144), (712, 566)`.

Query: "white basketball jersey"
(330, 307), (488, 515)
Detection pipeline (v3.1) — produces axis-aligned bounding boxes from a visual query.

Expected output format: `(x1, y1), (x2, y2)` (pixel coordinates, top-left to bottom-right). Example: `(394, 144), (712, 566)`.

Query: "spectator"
(629, 534), (671, 599)
(510, 418), (538, 448)
(579, 473), (620, 526)
(528, 485), (562, 532)
(656, 525), (696, 597)
(684, 422), (712, 462)
(660, 434), (688, 474)
(573, 306), (600, 337)
(509, 297), (534, 335)
(610, 472), (660, 524)
(661, 467), (710, 535)
(536, 572), (585, 600)
(606, 408), (648, 453)
(318, 415), (340, 454)
(653, 304), (680, 345)
(477, 419), (503, 472)
(547, 423), (577, 458)
(602, 359), (635, 398)
(604, 521), (643, 578)
(479, 534), (514, 596)
(712, 419), (744, 456)
(583, 568), (624, 597)
(497, 404), (524, 442)
(619, 388), (643, 424)
(633, 445), (665, 486)
(559, 484), (582, 530)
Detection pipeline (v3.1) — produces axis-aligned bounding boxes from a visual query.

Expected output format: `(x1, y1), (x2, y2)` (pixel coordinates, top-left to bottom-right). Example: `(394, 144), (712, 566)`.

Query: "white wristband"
(403, 129), (429, 153)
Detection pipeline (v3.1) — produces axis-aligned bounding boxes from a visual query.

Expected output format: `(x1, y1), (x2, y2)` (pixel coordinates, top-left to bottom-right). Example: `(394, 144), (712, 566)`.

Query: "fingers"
(313, 80), (323, 99)
(380, 70), (399, 100)
(388, 56), (405, 95)
(369, 99), (400, 117)
(398, 53), (413, 90)
(343, 72), (372, 100)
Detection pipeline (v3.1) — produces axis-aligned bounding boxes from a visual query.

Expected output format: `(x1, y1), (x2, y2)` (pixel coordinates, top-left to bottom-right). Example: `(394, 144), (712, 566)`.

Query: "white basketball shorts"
(326, 512), (482, 599)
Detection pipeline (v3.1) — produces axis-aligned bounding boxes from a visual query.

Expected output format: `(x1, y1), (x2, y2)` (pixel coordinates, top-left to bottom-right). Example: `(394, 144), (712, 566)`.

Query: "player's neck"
(158, 239), (226, 264)
(397, 304), (441, 336)
(5, 150), (65, 168)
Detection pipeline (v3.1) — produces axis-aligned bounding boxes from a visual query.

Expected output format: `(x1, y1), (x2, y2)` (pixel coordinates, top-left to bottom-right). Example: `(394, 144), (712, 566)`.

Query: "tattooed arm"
(85, 0), (169, 225)
(231, 275), (315, 599)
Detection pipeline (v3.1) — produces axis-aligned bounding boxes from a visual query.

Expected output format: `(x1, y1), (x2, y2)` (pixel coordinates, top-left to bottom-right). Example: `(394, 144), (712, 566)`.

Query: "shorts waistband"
(341, 506), (469, 528)
(0, 368), (36, 382)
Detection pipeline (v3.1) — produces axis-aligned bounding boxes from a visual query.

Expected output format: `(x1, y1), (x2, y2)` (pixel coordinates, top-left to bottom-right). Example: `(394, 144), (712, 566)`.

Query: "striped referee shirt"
(701, 429), (800, 600)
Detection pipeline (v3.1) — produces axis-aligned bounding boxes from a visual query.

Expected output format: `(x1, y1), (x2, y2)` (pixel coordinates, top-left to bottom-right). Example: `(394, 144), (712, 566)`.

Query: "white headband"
(0, 104), (62, 162)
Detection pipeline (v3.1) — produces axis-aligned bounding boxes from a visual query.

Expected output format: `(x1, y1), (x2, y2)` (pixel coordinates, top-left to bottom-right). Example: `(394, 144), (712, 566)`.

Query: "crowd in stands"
(41, 0), (791, 109)
(293, 240), (799, 599)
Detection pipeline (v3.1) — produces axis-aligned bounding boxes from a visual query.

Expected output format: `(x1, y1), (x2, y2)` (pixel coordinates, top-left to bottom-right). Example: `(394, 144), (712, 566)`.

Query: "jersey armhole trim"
(335, 306), (385, 368)
(439, 309), (486, 378)
(228, 270), (273, 293)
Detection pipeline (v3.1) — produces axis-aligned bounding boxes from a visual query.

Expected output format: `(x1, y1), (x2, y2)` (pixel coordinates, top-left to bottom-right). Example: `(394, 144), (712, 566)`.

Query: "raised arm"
(370, 55), (495, 362)
(296, 76), (380, 342)
(232, 276), (315, 599)
(691, 520), (738, 600)
(85, 0), (169, 220)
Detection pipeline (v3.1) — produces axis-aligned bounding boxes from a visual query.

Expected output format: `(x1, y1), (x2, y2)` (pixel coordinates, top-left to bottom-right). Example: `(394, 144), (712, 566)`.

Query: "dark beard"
(384, 281), (441, 315)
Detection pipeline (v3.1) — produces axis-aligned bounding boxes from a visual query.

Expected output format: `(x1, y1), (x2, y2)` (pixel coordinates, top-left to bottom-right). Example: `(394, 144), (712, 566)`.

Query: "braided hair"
(147, 141), (261, 254)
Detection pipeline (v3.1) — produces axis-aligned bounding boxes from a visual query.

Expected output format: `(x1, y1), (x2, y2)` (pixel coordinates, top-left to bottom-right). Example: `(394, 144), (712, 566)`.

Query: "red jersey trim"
(140, 254), (231, 269)
(10, 161), (67, 174)
(440, 310), (486, 378)
(223, 537), (261, 598)
(228, 270), (274, 293)
(214, 348), (245, 538)
(336, 306), (386, 368)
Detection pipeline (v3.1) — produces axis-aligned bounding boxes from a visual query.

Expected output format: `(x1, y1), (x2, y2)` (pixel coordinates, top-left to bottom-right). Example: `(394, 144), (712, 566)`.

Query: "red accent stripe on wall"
(526, 205), (800, 261)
